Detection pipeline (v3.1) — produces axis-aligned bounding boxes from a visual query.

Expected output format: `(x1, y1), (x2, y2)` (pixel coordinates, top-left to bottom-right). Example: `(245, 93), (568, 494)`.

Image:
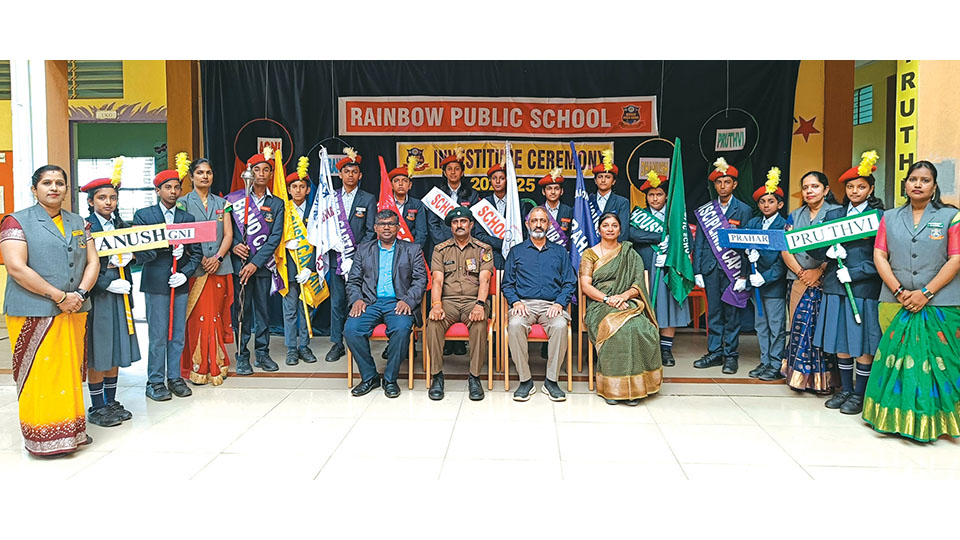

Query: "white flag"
(306, 146), (346, 277)
(502, 141), (524, 259)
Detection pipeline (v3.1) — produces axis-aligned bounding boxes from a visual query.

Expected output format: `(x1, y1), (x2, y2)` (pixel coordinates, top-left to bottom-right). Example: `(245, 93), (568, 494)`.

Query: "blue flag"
(569, 141), (599, 273)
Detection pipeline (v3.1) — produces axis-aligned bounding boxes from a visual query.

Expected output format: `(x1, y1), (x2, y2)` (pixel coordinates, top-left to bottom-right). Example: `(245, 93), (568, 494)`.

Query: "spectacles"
(376, 221), (399, 227)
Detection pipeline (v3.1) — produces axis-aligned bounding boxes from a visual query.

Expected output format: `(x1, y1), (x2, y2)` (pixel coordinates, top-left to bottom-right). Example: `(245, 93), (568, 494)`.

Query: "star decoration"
(793, 116), (820, 142)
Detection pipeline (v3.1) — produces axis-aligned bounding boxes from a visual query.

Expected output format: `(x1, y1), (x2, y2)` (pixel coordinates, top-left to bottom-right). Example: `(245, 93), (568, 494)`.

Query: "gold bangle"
(431, 301), (443, 307)
(55, 291), (67, 304)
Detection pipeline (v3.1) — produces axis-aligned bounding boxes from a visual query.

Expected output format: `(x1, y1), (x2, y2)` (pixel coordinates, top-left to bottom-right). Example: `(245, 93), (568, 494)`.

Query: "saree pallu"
(6, 313), (88, 456)
(180, 274), (234, 385)
(782, 284), (839, 393)
(582, 243), (662, 400)
(862, 306), (960, 442)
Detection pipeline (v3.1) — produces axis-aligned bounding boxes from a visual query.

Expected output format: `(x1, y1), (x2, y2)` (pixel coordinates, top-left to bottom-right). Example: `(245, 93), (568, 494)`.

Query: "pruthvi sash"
(334, 192), (358, 276)
(544, 208), (568, 247)
(226, 190), (283, 293)
(694, 199), (749, 308)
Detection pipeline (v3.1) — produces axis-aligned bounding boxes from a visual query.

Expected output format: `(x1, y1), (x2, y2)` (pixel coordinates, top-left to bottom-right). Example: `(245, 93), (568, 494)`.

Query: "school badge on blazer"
(405, 209), (417, 221)
(355, 207), (367, 219)
(928, 221), (944, 240)
(560, 217), (571, 231)
(75, 229), (87, 248)
(216, 209), (224, 222)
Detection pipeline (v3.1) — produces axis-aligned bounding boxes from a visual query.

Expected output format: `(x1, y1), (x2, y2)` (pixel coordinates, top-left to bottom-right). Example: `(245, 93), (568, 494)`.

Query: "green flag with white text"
(665, 138), (695, 304)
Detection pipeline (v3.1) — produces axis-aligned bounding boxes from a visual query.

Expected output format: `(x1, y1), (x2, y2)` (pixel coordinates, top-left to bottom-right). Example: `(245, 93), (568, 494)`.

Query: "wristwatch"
(217, 255), (224, 263)
(922, 287), (935, 300)
(603, 295), (610, 303)
(75, 288), (89, 301)
(475, 300), (485, 306)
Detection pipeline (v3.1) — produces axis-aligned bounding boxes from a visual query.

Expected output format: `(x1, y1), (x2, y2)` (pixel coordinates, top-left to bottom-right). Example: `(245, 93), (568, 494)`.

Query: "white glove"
(658, 238), (669, 252)
(747, 249), (760, 263)
(695, 274), (705, 289)
(295, 268), (312, 284)
(340, 258), (353, 276)
(654, 253), (666, 268)
(105, 279), (131, 295)
(168, 272), (187, 288)
(749, 273), (765, 288)
(172, 244), (184, 260)
(286, 238), (299, 250)
(733, 278), (747, 292)
(110, 254), (132, 267)
(826, 244), (847, 260)
(836, 267), (852, 284)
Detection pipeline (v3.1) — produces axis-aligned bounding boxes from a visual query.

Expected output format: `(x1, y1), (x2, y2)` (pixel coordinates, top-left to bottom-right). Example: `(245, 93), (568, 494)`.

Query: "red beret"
(487, 164), (504, 177)
(153, 170), (181, 188)
(640, 175), (668, 192)
(838, 165), (876, 183)
(439, 153), (464, 169)
(80, 177), (117, 192)
(336, 155), (362, 171)
(592, 163), (619, 176)
(753, 186), (784, 202)
(286, 172), (309, 185)
(708, 165), (739, 182)
(387, 166), (411, 180)
(538, 173), (564, 186)
(247, 153), (272, 168)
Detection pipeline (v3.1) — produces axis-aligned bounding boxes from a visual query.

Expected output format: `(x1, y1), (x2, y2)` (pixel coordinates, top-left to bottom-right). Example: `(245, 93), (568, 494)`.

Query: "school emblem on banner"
(404, 147), (428, 171)
(620, 105), (641, 126)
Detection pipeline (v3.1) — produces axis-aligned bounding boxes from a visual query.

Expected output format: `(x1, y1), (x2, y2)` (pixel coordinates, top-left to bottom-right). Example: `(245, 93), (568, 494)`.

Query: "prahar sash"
(225, 190), (283, 293)
(694, 199), (749, 308)
(544, 209), (569, 248)
(334, 192), (357, 276)
(629, 206), (665, 234)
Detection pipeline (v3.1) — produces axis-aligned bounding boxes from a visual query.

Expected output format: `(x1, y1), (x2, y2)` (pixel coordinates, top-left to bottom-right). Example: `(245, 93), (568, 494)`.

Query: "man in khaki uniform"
(426, 206), (494, 402)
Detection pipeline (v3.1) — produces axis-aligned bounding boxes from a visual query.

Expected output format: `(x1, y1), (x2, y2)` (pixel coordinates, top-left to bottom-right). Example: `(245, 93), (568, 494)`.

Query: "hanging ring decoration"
(233, 117), (294, 169)
(697, 107), (760, 164)
(626, 137), (675, 191)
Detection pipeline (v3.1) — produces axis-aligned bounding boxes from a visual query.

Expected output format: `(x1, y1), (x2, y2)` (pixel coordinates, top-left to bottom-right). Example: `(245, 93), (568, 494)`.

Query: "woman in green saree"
(579, 212), (663, 405)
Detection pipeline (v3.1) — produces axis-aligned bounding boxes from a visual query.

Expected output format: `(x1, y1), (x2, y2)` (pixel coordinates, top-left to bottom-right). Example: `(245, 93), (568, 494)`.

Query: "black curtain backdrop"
(201, 60), (800, 214)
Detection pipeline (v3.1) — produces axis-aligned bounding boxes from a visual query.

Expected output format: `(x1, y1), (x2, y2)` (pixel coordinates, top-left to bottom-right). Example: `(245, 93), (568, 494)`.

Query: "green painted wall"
(75, 122), (166, 158)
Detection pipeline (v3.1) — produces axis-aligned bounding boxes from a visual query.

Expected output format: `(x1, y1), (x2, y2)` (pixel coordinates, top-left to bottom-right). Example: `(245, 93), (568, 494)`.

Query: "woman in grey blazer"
(863, 161), (960, 442)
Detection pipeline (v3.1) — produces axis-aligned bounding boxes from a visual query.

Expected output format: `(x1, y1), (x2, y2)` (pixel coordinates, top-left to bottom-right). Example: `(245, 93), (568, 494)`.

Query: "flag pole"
(750, 261), (764, 317)
(293, 254), (314, 339)
(836, 255), (861, 324)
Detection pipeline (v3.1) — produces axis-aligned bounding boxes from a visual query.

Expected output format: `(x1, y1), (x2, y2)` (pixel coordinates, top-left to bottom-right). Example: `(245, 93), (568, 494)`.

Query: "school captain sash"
(225, 189), (284, 294)
(544, 208), (568, 247)
(333, 191), (358, 276)
(629, 206), (665, 234)
(694, 199), (749, 308)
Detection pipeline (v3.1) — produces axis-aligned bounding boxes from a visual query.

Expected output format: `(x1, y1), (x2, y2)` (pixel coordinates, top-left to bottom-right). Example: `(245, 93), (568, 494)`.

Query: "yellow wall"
(68, 60), (166, 111)
(917, 60), (960, 207)
(853, 61), (895, 201)
(788, 60), (825, 212)
(0, 99), (11, 149)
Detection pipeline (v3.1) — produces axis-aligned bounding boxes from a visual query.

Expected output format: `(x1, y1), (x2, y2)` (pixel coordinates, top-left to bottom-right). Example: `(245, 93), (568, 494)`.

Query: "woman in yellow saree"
(1, 165), (101, 456)
(579, 212), (663, 405)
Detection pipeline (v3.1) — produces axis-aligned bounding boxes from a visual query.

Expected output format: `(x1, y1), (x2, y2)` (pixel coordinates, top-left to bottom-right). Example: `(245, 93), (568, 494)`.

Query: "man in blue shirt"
(344, 210), (428, 398)
(501, 207), (577, 402)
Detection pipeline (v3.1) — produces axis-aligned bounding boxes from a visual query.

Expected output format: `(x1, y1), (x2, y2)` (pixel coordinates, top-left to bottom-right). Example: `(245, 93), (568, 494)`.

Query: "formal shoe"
(87, 406), (122, 427)
(513, 379), (536, 402)
(106, 401), (133, 421)
(454, 342), (468, 356)
(167, 378), (193, 398)
(624, 398), (643, 407)
(145, 382), (172, 402)
(298, 347), (318, 363)
(541, 378), (567, 402)
(325, 343), (345, 363)
(540, 343), (549, 359)
(443, 342), (453, 356)
(693, 353), (723, 369)
(351, 375), (381, 397)
(381, 348), (389, 360)
(235, 357), (254, 376)
(467, 374), (485, 401)
(383, 380), (401, 398)
(758, 365), (786, 381)
(428, 372), (445, 401)
(840, 394), (864, 415)
(603, 398), (620, 405)
(285, 348), (300, 366)
(748, 363), (767, 378)
(661, 348), (676, 367)
(824, 390), (853, 409)
(255, 354), (279, 372)
(721, 357), (739, 374)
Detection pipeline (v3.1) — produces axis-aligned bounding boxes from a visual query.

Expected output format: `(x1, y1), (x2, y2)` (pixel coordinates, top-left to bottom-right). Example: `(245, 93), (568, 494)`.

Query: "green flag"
(664, 138), (695, 304)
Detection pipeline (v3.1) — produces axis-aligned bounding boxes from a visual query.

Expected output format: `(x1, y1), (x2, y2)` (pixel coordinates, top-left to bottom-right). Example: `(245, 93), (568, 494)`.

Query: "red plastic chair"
(346, 302), (425, 390)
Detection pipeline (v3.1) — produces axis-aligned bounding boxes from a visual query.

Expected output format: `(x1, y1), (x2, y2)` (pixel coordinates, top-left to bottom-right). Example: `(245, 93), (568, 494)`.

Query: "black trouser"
(233, 273), (272, 360)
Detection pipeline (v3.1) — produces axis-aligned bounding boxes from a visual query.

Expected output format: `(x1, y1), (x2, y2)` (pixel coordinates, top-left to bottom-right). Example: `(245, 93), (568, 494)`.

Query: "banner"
(470, 199), (507, 239)
(895, 60), (918, 207)
(92, 221), (217, 257)
(785, 210), (881, 253)
(341, 96), (657, 137)
(719, 229), (789, 251)
(422, 186), (458, 220)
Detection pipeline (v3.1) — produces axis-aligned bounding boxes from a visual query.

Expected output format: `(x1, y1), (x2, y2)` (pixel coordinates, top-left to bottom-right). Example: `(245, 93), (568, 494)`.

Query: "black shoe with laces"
(428, 372), (445, 401)
(758, 365), (785, 381)
(748, 363), (767, 378)
(693, 352), (723, 369)
(299, 347), (318, 364)
(325, 343), (345, 363)
(351, 375), (381, 397)
(285, 348), (300, 366)
(467, 374), (485, 401)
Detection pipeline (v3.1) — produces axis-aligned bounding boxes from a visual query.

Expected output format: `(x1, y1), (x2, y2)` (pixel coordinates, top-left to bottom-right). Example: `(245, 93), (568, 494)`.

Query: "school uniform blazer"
(555, 203), (574, 241)
(427, 183), (480, 246)
(741, 214), (788, 298)
(229, 192), (285, 277)
(628, 211), (664, 272)
(132, 204), (202, 295)
(473, 194), (533, 268)
(397, 196), (428, 250)
(344, 189), (377, 245)
(590, 192), (631, 242)
(86, 214), (135, 308)
(692, 196), (753, 276)
(809, 205), (884, 299)
(345, 238), (428, 326)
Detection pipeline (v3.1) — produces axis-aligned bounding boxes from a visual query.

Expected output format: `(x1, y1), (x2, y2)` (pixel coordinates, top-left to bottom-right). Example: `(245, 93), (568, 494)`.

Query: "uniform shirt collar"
(847, 200), (868, 215)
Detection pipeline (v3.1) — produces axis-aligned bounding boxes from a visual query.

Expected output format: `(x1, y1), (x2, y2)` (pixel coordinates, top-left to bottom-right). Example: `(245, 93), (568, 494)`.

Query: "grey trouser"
(506, 299), (570, 382)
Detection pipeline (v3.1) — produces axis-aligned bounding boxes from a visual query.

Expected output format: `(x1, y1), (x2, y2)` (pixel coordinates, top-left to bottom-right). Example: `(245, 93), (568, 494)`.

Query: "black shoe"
(624, 398), (643, 407)
(167, 378), (193, 398)
(454, 342), (467, 356)
(325, 343), (345, 363)
(748, 363), (767, 378)
(106, 401), (133, 421)
(467, 374), (485, 401)
(443, 342), (453, 356)
(840, 394), (864, 415)
(298, 347), (318, 363)
(285, 348), (300, 366)
(80, 434), (94, 447)
(513, 379), (536, 402)
(540, 343), (549, 359)
(383, 380), (400, 398)
(235, 356), (253, 376)
(661, 348), (676, 367)
(758, 365), (786, 381)
(721, 357), (739, 374)
(541, 378), (566, 402)
(351, 375), (381, 397)
(145, 382), (172, 402)
(255, 354), (279, 372)
(603, 398), (620, 405)
(824, 391), (853, 409)
(428, 372), (445, 401)
(693, 352), (723, 369)
(87, 406), (122, 427)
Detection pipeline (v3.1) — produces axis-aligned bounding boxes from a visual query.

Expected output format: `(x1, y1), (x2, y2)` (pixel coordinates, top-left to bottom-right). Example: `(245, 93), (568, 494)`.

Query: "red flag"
(229, 155), (245, 194)
(378, 156), (431, 290)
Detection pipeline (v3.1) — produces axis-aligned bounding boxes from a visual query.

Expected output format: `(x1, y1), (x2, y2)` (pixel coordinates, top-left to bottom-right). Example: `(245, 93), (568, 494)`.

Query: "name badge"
(260, 206), (271, 212)
(72, 229), (84, 236)
(729, 219), (741, 226)
(929, 221), (944, 228)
